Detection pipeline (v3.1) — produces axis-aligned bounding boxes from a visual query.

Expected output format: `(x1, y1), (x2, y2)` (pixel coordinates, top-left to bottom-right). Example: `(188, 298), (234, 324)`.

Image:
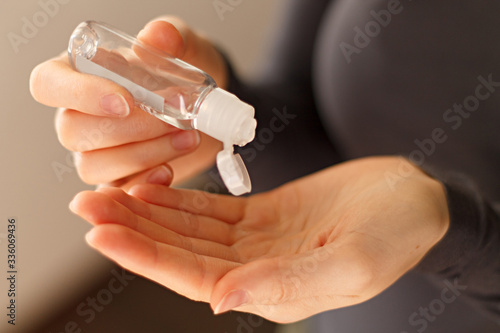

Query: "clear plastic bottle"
(68, 21), (256, 195)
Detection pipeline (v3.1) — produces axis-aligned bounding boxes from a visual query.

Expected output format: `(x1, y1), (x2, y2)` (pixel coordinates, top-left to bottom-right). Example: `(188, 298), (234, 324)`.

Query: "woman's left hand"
(69, 156), (449, 323)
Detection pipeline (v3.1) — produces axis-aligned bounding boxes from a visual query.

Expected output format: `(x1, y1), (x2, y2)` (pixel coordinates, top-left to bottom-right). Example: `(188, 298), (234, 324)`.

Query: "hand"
(69, 156), (450, 323)
(30, 16), (225, 187)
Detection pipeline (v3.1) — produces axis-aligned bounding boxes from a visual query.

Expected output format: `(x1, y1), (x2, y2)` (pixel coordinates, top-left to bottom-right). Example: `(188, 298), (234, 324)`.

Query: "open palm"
(70, 157), (449, 323)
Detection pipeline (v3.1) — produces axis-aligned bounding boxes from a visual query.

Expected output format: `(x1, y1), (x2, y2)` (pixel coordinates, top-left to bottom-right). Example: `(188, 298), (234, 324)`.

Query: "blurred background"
(0, 0), (286, 332)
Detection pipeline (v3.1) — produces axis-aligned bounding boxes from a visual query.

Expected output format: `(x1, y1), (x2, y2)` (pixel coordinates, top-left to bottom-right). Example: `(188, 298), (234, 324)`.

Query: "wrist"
(424, 176), (451, 247)
(391, 157), (451, 253)
(396, 157), (451, 247)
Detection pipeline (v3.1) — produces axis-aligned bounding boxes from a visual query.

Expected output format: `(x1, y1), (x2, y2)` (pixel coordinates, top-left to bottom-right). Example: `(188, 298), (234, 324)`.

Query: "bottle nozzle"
(234, 117), (257, 146)
(196, 88), (256, 195)
(196, 88), (255, 146)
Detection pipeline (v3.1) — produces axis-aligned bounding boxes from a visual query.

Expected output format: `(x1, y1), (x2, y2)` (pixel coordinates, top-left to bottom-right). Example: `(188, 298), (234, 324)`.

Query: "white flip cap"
(216, 147), (252, 196)
(196, 88), (256, 196)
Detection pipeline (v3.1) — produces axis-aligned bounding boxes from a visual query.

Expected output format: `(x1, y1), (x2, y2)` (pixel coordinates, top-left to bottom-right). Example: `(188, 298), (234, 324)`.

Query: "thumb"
(210, 246), (358, 323)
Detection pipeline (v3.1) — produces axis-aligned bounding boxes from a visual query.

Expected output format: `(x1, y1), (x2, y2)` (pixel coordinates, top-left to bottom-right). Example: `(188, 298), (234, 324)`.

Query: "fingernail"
(147, 165), (172, 185)
(214, 290), (249, 315)
(171, 130), (200, 151)
(101, 93), (130, 116)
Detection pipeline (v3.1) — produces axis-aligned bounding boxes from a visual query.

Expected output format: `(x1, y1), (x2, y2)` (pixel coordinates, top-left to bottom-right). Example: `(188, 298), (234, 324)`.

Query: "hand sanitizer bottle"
(68, 21), (256, 196)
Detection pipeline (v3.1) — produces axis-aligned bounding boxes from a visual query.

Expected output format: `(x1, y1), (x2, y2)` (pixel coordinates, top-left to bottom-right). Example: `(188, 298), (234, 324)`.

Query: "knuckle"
(56, 109), (114, 153)
(55, 109), (79, 151)
(29, 63), (47, 103)
(74, 152), (100, 185)
(152, 15), (186, 26)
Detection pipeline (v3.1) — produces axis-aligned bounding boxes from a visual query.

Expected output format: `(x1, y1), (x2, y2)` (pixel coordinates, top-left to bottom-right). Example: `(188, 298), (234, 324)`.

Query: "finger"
(30, 54), (134, 117)
(70, 190), (239, 261)
(98, 164), (174, 191)
(85, 224), (240, 302)
(55, 106), (179, 152)
(98, 186), (238, 245)
(128, 184), (247, 224)
(138, 16), (228, 88)
(137, 19), (185, 59)
(75, 131), (200, 184)
(210, 246), (375, 323)
(167, 132), (222, 184)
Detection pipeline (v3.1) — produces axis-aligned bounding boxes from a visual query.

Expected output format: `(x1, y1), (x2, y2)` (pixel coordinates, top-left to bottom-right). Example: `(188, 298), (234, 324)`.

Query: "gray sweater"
(227, 0), (500, 331)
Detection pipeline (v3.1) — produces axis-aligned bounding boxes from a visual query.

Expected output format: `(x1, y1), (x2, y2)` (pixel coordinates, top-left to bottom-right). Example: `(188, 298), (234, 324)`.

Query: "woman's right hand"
(30, 16), (226, 188)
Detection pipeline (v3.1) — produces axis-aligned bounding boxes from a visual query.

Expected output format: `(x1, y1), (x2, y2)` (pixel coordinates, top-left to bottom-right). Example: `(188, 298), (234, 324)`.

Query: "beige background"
(0, 0), (285, 331)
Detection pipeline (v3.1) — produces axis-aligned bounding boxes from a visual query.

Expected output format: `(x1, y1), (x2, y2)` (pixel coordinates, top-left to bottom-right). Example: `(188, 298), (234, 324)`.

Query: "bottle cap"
(196, 88), (256, 146)
(216, 147), (252, 196)
(196, 88), (256, 196)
